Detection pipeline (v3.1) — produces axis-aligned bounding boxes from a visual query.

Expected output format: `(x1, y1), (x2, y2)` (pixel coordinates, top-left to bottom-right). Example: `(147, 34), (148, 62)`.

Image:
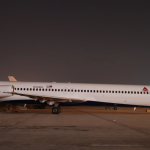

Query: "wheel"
(114, 106), (117, 110)
(52, 107), (59, 114)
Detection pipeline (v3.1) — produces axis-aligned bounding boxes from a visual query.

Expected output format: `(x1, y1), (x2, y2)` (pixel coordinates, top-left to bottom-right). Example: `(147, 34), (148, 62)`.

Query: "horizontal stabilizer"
(8, 76), (17, 81)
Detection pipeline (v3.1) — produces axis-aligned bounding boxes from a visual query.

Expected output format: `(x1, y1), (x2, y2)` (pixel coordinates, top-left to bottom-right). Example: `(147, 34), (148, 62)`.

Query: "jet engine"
(0, 85), (14, 99)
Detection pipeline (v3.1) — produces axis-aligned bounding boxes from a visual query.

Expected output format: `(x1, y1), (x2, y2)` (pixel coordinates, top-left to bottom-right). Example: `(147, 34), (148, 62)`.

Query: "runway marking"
(0, 143), (150, 147)
(74, 107), (150, 136)
(91, 144), (150, 147)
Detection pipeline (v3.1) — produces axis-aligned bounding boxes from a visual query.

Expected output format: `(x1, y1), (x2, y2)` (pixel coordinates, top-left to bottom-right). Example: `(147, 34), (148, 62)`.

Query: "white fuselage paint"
(0, 81), (150, 106)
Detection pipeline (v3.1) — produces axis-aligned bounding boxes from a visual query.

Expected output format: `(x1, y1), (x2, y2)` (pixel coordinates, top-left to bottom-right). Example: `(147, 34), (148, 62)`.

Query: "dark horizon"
(1, 0), (150, 85)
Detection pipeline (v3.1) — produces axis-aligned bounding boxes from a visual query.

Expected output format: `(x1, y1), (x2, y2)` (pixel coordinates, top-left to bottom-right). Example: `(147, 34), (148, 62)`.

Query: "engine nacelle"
(0, 85), (14, 98)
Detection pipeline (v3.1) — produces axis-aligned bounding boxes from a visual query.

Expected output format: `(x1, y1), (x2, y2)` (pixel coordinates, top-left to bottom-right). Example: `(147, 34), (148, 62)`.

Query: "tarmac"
(0, 106), (150, 150)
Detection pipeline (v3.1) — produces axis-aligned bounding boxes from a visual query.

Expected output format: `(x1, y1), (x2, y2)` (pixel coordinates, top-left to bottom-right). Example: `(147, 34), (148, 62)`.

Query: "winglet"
(8, 76), (17, 81)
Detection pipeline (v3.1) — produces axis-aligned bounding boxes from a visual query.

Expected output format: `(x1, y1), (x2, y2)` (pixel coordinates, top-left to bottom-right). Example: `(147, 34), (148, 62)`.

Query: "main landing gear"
(52, 104), (61, 114)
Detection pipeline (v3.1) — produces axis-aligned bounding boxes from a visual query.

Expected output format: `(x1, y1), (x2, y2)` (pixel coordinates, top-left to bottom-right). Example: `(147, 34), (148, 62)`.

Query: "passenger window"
(125, 91), (127, 93)
(49, 89), (51, 91)
(75, 90), (77, 92)
(71, 89), (73, 92)
(39, 89), (41, 91)
(103, 90), (105, 93)
(42, 89), (44, 91)
(58, 89), (60, 92)
(81, 90), (83, 92)
(52, 89), (54, 91)
(36, 89), (38, 91)
(30, 88), (32, 91)
(109, 91), (111, 93)
(140, 92), (142, 94)
(115, 91), (117, 93)
(147, 92), (149, 94)
(112, 91), (114, 93)
(93, 90), (95, 93)
(118, 91), (120, 93)
(131, 91), (133, 94)
(97, 90), (99, 93)
(137, 92), (139, 94)
(33, 89), (35, 91)
(68, 89), (70, 92)
(17, 88), (19, 90)
(90, 90), (92, 93)
(24, 88), (26, 91)
(45, 89), (47, 91)
(64, 89), (67, 92)
(61, 89), (63, 92)
(134, 91), (136, 94)
(128, 91), (130, 94)
(144, 92), (145, 94)
(100, 90), (102, 93)
(27, 88), (29, 91)
(55, 89), (57, 91)
(122, 91), (124, 93)
(87, 90), (89, 92)
(106, 91), (108, 93)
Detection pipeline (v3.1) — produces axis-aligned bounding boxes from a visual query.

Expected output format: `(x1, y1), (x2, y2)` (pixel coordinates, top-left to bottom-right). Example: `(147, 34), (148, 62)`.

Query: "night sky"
(1, 0), (150, 85)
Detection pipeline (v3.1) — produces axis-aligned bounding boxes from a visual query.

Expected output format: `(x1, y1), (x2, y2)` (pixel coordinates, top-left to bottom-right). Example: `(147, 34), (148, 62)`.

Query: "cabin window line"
(14, 88), (150, 95)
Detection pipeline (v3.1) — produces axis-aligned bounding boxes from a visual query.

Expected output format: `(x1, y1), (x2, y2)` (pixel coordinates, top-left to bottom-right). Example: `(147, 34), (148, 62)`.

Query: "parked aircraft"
(0, 76), (150, 114)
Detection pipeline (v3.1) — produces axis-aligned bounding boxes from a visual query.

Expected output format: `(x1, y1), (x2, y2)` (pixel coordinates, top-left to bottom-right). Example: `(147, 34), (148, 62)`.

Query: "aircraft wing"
(12, 92), (86, 103)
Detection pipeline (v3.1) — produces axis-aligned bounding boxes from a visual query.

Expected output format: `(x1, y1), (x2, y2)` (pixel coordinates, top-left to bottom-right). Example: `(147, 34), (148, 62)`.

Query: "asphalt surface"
(0, 106), (150, 150)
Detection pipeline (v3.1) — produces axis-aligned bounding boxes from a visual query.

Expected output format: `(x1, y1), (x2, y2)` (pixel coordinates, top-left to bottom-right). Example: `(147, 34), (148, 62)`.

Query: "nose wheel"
(114, 106), (117, 110)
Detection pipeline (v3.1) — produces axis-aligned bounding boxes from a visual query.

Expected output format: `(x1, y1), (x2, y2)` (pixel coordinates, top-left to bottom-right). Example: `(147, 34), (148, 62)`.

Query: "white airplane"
(0, 76), (150, 114)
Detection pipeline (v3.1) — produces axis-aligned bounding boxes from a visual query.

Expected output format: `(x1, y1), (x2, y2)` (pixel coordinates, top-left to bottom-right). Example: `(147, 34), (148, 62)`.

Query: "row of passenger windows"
(14, 88), (149, 94)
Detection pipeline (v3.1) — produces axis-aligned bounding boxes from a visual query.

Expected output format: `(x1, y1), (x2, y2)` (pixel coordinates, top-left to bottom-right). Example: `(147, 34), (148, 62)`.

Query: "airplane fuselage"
(0, 81), (150, 106)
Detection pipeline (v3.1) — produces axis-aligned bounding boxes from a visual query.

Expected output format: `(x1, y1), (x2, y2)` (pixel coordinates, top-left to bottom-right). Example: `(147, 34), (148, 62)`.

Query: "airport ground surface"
(0, 106), (150, 150)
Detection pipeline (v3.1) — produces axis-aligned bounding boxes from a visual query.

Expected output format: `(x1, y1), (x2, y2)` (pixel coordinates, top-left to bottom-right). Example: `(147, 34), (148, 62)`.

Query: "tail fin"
(8, 76), (17, 81)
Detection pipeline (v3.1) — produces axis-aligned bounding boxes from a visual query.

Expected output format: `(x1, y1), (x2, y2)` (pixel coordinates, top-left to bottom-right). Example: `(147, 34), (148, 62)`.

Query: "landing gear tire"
(52, 107), (60, 114)
(114, 106), (117, 110)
